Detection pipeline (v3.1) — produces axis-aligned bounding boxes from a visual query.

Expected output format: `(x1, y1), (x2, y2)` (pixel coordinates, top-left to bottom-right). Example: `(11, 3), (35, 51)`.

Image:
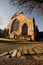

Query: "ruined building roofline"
(11, 12), (23, 19)
(11, 11), (34, 22)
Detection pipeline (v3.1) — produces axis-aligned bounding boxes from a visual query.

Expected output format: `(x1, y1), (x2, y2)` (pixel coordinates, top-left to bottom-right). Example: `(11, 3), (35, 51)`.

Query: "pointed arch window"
(11, 19), (19, 32)
(22, 23), (28, 35)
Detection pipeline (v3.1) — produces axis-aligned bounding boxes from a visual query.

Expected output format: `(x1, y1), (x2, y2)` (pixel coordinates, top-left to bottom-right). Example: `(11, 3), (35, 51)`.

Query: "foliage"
(0, 29), (4, 38)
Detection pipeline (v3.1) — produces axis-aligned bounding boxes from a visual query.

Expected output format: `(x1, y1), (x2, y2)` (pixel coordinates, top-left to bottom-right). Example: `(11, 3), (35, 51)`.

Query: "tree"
(35, 25), (40, 41)
(3, 29), (9, 38)
(0, 29), (4, 38)
(9, 0), (43, 15)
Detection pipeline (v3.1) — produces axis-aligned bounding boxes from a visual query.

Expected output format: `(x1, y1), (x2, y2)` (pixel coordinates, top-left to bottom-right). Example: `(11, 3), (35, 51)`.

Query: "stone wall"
(6, 13), (35, 41)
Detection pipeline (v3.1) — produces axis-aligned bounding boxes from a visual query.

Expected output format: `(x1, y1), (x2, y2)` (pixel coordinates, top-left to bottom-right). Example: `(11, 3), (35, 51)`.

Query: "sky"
(0, 0), (43, 31)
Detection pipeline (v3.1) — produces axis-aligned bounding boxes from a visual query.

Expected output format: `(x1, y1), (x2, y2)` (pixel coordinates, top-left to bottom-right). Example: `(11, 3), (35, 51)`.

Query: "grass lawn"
(0, 38), (25, 42)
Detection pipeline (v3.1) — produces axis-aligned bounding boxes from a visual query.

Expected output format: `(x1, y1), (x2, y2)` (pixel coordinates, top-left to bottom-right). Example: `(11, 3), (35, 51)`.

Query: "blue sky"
(0, 0), (43, 31)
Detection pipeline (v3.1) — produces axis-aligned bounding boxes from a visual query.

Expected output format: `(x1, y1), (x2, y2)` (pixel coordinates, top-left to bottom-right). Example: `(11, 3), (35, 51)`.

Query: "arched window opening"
(11, 19), (19, 32)
(22, 23), (28, 36)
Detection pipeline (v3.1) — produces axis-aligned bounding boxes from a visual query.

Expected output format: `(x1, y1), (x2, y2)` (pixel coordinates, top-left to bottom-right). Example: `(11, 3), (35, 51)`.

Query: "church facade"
(6, 12), (36, 41)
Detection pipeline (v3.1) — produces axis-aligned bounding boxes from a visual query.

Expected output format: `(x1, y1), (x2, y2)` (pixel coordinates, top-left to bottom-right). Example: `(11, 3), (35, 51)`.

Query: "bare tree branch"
(9, 0), (43, 15)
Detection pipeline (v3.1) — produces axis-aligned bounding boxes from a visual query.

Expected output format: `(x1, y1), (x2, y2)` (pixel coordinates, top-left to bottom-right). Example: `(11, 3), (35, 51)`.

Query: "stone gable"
(6, 12), (35, 41)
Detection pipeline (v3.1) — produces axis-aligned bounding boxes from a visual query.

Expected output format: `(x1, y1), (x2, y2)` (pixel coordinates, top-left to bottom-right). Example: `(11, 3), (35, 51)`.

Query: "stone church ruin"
(5, 12), (39, 41)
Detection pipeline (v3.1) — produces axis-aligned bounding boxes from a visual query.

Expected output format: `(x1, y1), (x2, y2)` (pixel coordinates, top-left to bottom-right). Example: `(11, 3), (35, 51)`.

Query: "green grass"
(0, 38), (25, 42)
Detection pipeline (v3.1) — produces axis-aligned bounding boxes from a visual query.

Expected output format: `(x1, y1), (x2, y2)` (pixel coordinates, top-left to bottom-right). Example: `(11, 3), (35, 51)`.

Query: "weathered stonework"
(6, 12), (35, 41)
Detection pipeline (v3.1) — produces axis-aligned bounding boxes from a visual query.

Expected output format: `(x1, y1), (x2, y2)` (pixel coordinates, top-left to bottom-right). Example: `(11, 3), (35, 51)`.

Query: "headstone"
(22, 49), (28, 55)
(11, 49), (17, 57)
(17, 51), (22, 57)
(0, 52), (9, 56)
